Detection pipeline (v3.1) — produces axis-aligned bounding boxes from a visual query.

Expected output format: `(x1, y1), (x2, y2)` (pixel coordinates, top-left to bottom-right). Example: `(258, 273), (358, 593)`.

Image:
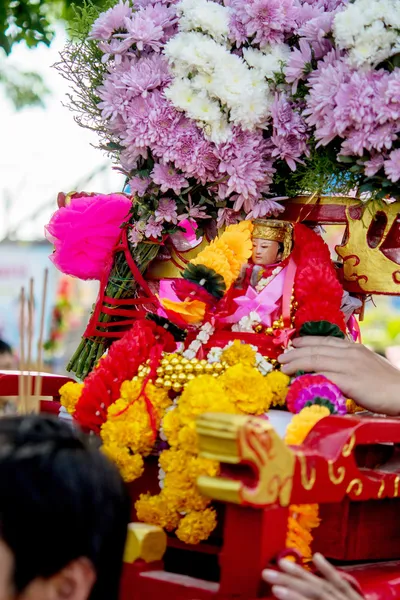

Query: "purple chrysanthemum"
(89, 1), (132, 41)
(154, 197), (179, 223)
(151, 163), (189, 194)
(384, 149), (400, 183)
(286, 39), (312, 92)
(235, 0), (298, 46)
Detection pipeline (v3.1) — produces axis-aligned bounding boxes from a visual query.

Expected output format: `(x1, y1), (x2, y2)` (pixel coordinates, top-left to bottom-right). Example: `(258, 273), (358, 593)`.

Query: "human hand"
(262, 553), (364, 600)
(278, 337), (400, 416)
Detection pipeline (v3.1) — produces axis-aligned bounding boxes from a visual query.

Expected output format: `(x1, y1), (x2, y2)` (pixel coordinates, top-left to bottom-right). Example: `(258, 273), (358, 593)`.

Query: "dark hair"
(0, 340), (12, 355)
(0, 415), (130, 600)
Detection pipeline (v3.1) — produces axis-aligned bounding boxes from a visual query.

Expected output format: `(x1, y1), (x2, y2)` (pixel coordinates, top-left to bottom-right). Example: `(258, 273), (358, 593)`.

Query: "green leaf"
(337, 155), (354, 164)
(299, 320), (345, 339)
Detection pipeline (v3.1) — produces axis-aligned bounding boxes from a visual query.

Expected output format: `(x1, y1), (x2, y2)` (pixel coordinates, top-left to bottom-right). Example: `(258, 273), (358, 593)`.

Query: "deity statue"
(241, 219), (293, 290)
(156, 218), (354, 363)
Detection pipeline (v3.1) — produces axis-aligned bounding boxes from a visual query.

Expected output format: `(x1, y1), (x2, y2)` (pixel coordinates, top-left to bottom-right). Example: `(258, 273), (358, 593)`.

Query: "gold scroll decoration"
(336, 202), (400, 295)
(196, 413), (295, 508)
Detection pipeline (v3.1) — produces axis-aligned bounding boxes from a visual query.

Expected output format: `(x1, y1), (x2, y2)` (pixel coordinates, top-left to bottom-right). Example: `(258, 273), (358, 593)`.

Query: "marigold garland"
(100, 379), (171, 482)
(59, 382), (84, 415)
(267, 370), (290, 407)
(221, 339), (256, 368)
(284, 405), (330, 562)
(220, 364), (272, 414)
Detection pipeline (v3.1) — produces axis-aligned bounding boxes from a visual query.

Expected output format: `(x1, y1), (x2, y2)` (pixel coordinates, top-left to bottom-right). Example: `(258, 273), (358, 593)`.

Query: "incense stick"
(34, 269), (48, 408)
(25, 279), (34, 413)
(18, 287), (26, 414)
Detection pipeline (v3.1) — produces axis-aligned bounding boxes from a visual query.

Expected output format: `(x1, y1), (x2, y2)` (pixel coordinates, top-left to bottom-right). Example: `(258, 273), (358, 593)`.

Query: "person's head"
(0, 341), (16, 371)
(0, 415), (130, 600)
(251, 220), (293, 267)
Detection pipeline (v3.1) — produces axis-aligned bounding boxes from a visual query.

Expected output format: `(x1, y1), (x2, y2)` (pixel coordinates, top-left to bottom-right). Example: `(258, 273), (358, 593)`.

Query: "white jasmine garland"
(183, 322), (215, 359)
(256, 266), (283, 293)
(231, 310), (261, 333)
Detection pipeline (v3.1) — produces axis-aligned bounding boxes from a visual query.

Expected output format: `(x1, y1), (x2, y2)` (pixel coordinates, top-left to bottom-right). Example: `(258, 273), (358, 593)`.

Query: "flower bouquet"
(51, 0), (400, 378)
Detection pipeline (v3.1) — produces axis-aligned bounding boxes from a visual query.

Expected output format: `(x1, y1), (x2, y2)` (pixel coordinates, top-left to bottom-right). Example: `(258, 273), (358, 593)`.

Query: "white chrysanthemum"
(165, 31), (225, 74)
(177, 0), (231, 42)
(334, 0), (400, 67)
(243, 45), (291, 79)
(164, 78), (198, 112)
(333, 2), (369, 46)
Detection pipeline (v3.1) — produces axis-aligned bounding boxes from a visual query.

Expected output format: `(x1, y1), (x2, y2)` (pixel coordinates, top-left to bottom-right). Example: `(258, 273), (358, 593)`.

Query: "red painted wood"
(219, 505), (288, 598)
(0, 370), (72, 399)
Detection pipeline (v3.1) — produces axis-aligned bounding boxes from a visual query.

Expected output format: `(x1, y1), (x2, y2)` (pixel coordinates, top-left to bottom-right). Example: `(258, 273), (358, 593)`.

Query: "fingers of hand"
(262, 567), (328, 600)
(313, 554), (363, 600)
(279, 347), (347, 376)
(272, 585), (308, 600)
(292, 337), (353, 350)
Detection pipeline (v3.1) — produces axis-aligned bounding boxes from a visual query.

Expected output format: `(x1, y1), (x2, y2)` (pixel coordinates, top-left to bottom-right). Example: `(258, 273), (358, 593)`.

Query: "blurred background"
(0, 0), (399, 374)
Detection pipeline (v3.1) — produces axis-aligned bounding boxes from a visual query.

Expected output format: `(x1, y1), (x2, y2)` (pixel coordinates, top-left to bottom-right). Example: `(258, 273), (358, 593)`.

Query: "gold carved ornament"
(336, 202), (400, 295)
(196, 413), (295, 508)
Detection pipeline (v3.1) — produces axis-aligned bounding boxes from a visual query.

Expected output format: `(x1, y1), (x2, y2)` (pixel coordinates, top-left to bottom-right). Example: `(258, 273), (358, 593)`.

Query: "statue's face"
(252, 238), (280, 266)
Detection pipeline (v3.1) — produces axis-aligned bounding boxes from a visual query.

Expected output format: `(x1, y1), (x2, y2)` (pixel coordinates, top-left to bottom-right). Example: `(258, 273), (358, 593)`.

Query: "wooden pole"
(34, 269), (48, 407)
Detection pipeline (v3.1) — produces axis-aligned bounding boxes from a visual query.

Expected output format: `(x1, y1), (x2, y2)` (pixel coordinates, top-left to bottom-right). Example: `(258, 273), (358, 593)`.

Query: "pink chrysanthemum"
(154, 198), (179, 224)
(384, 149), (400, 183)
(151, 163), (189, 194)
(236, 0), (298, 46)
(89, 1), (132, 41)
(285, 39), (312, 92)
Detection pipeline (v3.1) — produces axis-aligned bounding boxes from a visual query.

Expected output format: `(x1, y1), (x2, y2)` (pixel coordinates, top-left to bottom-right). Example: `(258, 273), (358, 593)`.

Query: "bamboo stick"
(18, 287), (26, 414)
(26, 278), (34, 413)
(34, 269), (48, 406)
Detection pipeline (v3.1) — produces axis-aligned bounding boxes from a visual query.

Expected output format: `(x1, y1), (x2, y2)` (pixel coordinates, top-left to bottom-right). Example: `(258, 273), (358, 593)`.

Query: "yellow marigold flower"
(290, 504), (320, 530)
(159, 448), (188, 475)
(177, 422), (199, 454)
(162, 409), (181, 447)
(59, 381), (83, 415)
(163, 481), (210, 513)
(135, 493), (181, 532)
(187, 455), (219, 480)
(176, 508), (217, 545)
(119, 379), (171, 414)
(220, 364), (272, 414)
(102, 444), (144, 482)
(284, 405), (330, 446)
(178, 375), (235, 424)
(221, 340), (256, 368)
(266, 370), (290, 407)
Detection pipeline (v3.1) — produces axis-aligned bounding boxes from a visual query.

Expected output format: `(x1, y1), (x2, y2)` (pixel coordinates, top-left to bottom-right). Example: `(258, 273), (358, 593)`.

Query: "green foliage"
(299, 320), (346, 339)
(0, 65), (50, 109)
(272, 138), (363, 198)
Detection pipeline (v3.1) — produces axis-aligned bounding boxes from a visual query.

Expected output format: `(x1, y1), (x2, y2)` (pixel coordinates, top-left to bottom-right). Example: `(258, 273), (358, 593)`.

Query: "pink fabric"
(156, 280), (180, 319)
(224, 266), (287, 326)
(45, 194), (132, 280)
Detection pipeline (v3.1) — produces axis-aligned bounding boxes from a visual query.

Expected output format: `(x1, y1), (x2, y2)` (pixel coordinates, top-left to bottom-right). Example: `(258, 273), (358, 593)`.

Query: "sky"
(0, 28), (124, 241)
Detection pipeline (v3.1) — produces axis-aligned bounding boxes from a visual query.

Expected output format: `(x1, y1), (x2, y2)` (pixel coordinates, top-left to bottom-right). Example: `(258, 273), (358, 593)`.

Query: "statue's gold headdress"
(252, 219), (293, 261)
